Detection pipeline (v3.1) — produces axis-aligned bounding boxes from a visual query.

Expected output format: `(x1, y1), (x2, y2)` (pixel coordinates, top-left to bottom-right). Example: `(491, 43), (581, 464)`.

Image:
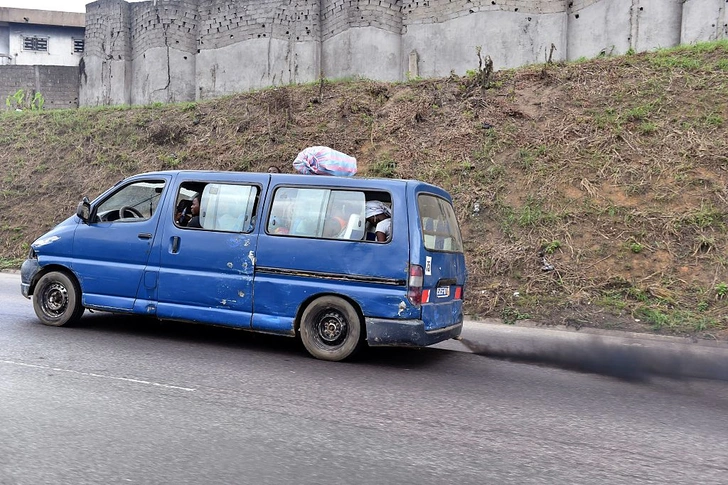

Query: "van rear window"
(418, 195), (463, 252)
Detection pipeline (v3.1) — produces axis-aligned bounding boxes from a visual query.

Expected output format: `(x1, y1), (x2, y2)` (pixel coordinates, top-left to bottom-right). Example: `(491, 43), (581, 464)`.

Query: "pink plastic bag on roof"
(292, 146), (357, 176)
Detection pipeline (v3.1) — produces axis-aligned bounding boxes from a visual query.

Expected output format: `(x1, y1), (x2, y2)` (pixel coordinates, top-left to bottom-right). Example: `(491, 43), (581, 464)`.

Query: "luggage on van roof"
(292, 146), (357, 177)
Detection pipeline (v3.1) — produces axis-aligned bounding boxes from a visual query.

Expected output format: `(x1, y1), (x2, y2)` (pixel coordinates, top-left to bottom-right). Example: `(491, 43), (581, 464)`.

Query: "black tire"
(33, 271), (84, 327)
(300, 296), (362, 361)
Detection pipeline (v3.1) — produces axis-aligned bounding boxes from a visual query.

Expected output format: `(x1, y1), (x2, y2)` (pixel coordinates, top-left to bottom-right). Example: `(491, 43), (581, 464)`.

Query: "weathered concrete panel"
(404, 11), (567, 77)
(196, 38), (320, 99)
(81, 0), (133, 106)
(131, 47), (196, 104)
(681, 0), (727, 43)
(322, 27), (401, 81)
(80, 57), (131, 106)
(632, 0), (683, 52)
(567, 0), (632, 59)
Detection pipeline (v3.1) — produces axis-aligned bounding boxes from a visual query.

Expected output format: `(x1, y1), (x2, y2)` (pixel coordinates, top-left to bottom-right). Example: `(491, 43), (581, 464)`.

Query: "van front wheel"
(300, 296), (362, 361)
(33, 271), (83, 327)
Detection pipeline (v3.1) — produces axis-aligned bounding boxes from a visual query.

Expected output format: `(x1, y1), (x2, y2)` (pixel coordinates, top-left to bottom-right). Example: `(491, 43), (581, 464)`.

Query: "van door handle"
(138, 233), (153, 240)
(171, 236), (180, 253)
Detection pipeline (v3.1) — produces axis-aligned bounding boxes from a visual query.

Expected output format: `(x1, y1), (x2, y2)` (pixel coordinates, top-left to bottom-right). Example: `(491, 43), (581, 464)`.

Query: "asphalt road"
(1, 273), (727, 484)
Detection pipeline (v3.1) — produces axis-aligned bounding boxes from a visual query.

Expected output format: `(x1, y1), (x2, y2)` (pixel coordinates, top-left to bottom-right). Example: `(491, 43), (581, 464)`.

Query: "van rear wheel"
(300, 296), (362, 361)
(33, 271), (83, 327)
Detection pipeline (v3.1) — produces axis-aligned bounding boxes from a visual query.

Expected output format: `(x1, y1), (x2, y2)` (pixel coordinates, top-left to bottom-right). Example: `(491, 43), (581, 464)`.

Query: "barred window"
(23, 37), (48, 52)
(73, 38), (84, 53)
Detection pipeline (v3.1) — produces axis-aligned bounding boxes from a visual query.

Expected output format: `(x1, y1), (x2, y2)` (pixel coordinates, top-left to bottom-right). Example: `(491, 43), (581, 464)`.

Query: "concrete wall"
(194, 0), (321, 97)
(79, 0), (728, 107)
(0, 65), (79, 110)
(682, 0), (727, 44)
(80, 0), (133, 106)
(405, 10), (568, 78)
(129, 0), (198, 104)
(321, 0), (402, 80)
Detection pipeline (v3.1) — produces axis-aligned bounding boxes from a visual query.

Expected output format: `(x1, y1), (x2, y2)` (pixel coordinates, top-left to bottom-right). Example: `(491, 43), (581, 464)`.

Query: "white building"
(0, 7), (85, 66)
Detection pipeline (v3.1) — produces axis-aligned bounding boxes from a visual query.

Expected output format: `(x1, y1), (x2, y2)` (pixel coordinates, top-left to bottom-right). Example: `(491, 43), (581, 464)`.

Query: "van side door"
(155, 176), (266, 328)
(73, 177), (170, 311)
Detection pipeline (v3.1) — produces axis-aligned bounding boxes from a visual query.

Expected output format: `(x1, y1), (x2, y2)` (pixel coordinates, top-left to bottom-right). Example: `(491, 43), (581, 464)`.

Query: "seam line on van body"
(256, 266), (406, 286)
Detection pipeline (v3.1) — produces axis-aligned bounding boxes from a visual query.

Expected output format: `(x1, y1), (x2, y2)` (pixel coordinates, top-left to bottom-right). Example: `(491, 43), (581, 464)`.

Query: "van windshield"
(418, 194), (463, 252)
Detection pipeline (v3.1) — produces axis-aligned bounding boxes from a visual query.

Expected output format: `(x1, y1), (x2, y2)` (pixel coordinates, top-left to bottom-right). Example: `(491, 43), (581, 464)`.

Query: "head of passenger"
(190, 194), (201, 216)
(365, 201), (392, 242)
(186, 194), (203, 228)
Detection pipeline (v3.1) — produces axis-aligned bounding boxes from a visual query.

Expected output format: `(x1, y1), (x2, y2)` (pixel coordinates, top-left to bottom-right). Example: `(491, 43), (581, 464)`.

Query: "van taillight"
(407, 264), (424, 306)
(454, 286), (462, 300)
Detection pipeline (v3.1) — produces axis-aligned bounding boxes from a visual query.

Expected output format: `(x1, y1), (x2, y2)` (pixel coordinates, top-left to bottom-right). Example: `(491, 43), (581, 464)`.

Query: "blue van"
(21, 171), (466, 361)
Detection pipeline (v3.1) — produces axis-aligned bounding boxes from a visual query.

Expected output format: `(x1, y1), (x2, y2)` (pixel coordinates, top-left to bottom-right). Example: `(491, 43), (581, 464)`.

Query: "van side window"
(418, 195), (463, 252)
(176, 182), (259, 233)
(267, 187), (373, 241)
(95, 180), (165, 222)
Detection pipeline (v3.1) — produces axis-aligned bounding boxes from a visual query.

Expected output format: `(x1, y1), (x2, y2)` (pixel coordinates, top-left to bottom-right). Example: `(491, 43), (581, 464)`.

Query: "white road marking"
(0, 359), (196, 391)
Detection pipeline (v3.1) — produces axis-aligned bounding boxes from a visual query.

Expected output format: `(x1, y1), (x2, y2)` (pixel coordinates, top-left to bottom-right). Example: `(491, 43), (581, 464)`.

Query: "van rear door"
(415, 192), (466, 331)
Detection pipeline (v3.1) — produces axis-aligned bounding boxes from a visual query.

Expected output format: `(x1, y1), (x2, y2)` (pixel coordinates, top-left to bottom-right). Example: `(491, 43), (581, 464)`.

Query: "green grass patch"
(501, 306), (531, 325)
(0, 258), (22, 270)
(367, 158), (398, 178)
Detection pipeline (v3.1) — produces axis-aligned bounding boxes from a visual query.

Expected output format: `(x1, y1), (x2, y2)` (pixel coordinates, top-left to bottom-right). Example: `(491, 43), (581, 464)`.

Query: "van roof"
(126, 170), (453, 201)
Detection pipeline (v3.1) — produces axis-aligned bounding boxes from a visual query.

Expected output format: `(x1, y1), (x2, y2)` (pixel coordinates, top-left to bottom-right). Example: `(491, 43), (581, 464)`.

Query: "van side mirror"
(76, 196), (91, 223)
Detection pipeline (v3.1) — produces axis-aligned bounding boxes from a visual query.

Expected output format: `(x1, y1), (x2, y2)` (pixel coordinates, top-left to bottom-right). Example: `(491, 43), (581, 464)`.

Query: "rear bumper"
(365, 317), (463, 347)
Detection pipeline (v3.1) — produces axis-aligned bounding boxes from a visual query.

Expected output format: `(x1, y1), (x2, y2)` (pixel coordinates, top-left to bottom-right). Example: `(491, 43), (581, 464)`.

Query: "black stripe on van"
(256, 266), (406, 286)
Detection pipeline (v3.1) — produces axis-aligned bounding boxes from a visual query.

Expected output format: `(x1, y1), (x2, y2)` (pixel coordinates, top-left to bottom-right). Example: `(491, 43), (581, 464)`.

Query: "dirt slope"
(2, 42), (727, 338)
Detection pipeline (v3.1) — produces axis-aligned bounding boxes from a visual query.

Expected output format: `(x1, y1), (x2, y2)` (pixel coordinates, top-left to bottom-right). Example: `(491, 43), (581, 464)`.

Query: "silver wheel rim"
(42, 282), (68, 318)
(316, 310), (348, 346)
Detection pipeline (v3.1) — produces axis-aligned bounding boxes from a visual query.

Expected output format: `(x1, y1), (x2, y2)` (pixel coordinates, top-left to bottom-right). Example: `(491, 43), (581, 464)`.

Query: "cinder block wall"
(79, 0), (727, 107)
(81, 0), (133, 106)
(0, 65), (79, 110)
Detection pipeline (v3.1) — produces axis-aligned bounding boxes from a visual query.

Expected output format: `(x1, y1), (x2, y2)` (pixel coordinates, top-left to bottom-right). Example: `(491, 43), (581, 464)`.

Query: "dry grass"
(2, 41), (728, 338)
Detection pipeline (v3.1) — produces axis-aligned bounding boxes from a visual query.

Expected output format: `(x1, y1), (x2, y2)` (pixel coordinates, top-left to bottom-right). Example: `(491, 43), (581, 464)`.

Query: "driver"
(186, 194), (202, 228)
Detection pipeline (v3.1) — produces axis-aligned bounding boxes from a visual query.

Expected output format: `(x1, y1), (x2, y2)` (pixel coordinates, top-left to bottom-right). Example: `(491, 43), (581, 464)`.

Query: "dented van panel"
(20, 169), (466, 359)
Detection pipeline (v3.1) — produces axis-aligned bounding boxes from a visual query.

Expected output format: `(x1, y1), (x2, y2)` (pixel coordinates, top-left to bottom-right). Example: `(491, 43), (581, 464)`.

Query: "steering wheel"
(118, 206), (143, 219)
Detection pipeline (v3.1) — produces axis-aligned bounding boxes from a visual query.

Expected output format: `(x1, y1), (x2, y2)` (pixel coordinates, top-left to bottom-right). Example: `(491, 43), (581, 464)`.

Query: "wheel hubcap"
(317, 311), (347, 345)
(43, 282), (68, 316)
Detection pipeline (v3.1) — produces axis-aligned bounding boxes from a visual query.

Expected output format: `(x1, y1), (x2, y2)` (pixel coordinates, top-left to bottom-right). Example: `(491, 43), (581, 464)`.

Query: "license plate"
(436, 286), (450, 298)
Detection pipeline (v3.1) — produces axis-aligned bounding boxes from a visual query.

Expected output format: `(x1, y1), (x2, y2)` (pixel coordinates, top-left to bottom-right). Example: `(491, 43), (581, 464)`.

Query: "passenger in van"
(323, 214), (347, 239)
(186, 194), (202, 228)
(365, 200), (392, 242)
